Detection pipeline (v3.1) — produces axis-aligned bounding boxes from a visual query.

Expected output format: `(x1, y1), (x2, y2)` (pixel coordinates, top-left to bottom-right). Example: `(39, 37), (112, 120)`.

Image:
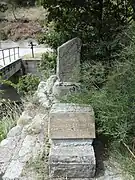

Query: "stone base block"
(52, 81), (81, 97)
(49, 141), (96, 178)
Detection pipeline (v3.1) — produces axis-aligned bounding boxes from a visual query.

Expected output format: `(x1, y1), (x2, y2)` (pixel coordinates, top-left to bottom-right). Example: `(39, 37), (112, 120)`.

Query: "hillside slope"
(0, 7), (47, 41)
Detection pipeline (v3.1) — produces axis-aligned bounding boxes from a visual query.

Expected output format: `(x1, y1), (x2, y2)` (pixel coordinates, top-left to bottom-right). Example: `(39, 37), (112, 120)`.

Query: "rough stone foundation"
(49, 140), (96, 178)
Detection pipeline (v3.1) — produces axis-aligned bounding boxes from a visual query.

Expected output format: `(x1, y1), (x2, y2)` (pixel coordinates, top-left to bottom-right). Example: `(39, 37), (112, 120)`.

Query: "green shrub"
(41, 0), (132, 64)
(38, 51), (56, 79)
(62, 23), (135, 149)
(37, 30), (71, 50)
(0, 116), (16, 141)
(81, 61), (107, 89)
(16, 74), (40, 96)
(0, 123), (6, 141)
(37, 0), (134, 88)
(63, 57), (135, 145)
(7, 0), (36, 7)
(61, 51), (135, 176)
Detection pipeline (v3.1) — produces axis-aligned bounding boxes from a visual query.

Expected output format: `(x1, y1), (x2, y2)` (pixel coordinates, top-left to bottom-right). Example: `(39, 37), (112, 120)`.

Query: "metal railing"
(0, 47), (19, 67)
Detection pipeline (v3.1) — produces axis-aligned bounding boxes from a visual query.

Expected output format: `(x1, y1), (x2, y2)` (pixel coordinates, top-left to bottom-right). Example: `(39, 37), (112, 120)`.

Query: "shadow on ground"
(93, 135), (110, 178)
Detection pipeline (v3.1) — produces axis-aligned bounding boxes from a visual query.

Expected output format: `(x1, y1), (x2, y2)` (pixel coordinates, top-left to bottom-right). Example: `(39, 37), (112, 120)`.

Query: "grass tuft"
(0, 99), (23, 141)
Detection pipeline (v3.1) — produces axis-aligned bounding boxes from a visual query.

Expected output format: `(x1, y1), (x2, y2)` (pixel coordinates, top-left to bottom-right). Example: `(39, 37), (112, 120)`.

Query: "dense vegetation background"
(0, 0), (135, 177)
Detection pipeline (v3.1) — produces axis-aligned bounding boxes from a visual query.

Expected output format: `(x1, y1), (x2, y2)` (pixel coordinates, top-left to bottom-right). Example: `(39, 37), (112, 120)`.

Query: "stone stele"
(56, 37), (82, 82)
(49, 103), (95, 139)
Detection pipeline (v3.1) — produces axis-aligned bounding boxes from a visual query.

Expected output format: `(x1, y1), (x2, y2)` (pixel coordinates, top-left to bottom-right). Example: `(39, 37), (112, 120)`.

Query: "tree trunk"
(131, 0), (135, 19)
(11, 4), (17, 21)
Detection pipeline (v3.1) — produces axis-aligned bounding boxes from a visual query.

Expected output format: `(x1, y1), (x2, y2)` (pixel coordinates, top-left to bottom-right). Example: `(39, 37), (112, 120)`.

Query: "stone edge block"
(49, 143), (96, 178)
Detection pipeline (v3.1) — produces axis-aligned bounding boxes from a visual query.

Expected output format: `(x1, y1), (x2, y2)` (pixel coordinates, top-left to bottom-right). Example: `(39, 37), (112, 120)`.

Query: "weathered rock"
(42, 100), (51, 109)
(12, 139), (25, 161)
(20, 167), (42, 180)
(0, 130), (22, 174)
(17, 111), (32, 126)
(37, 81), (47, 93)
(49, 141), (96, 178)
(0, 147), (13, 173)
(49, 103), (95, 139)
(36, 76), (58, 109)
(7, 125), (22, 137)
(57, 37), (81, 82)
(46, 75), (58, 94)
(0, 105), (49, 179)
(25, 114), (44, 134)
(24, 102), (37, 113)
(37, 92), (47, 99)
(37, 76), (57, 96)
(1, 137), (17, 150)
(3, 160), (25, 180)
(37, 92), (50, 108)
(19, 135), (37, 162)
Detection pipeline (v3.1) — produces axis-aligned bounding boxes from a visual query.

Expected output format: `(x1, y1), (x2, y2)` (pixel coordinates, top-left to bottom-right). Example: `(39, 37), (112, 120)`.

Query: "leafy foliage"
(0, 76), (16, 90)
(16, 74), (40, 96)
(40, 0), (133, 59)
(37, 30), (70, 50)
(62, 23), (135, 151)
(81, 61), (107, 89)
(38, 52), (56, 79)
(0, 30), (8, 40)
(0, 2), (8, 12)
(7, 0), (36, 7)
(37, 0), (134, 87)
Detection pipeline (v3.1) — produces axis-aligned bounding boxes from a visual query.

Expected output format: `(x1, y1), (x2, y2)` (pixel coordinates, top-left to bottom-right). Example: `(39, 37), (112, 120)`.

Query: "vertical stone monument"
(53, 38), (82, 97)
(49, 38), (96, 179)
(49, 103), (96, 179)
(56, 37), (81, 82)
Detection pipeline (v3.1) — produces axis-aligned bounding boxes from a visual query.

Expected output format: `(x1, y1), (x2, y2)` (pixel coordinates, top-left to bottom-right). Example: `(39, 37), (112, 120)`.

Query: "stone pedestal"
(49, 38), (95, 179)
(48, 103), (96, 179)
(52, 81), (81, 97)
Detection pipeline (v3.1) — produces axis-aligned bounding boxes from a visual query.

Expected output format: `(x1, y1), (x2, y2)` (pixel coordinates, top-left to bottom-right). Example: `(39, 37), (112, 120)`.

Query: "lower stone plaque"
(49, 103), (95, 139)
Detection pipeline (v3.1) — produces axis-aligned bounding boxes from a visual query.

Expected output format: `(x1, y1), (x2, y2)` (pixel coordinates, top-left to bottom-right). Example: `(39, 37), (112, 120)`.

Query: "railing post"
(9, 49), (11, 62)
(2, 50), (5, 66)
(18, 47), (19, 57)
(13, 47), (16, 60)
